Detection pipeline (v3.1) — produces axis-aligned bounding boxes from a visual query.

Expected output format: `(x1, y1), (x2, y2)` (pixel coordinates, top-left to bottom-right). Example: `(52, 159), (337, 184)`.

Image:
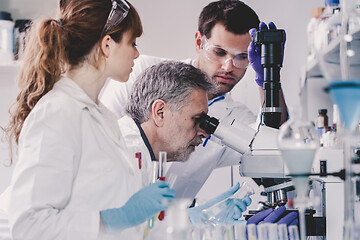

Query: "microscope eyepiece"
(253, 29), (285, 46)
(199, 113), (219, 134)
(252, 28), (285, 129)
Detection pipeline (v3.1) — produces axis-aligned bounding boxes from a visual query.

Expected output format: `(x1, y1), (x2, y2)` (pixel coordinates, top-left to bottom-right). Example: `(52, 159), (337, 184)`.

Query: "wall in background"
(1, 0), (325, 110)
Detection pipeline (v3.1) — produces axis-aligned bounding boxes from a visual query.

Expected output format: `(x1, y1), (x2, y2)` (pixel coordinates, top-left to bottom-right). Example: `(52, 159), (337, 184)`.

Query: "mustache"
(215, 71), (236, 78)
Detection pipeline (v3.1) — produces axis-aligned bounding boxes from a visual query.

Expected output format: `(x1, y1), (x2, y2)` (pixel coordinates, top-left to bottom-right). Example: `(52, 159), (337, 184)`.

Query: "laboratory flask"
(277, 107), (319, 240)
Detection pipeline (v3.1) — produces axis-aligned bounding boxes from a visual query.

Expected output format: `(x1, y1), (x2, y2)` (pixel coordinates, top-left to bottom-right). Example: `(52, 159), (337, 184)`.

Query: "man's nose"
(222, 57), (234, 72)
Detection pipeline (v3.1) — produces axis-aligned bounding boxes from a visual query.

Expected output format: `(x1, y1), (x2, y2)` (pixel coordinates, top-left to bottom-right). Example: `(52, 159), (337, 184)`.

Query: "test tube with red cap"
(158, 151), (167, 220)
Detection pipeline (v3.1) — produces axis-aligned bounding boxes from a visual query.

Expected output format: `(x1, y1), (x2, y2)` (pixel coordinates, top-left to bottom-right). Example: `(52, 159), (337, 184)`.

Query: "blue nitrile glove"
(100, 181), (175, 233)
(248, 22), (286, 87)
(247, 206), (298, 226)
(188, 182), (252, 225)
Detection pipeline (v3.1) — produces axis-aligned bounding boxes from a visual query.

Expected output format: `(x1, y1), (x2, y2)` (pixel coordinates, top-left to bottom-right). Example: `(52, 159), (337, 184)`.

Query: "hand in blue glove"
(248, 22), (286, 87)
(188, 182), (252, 225)
(100, 181), (175, 233)
(246, 206), (298, 226)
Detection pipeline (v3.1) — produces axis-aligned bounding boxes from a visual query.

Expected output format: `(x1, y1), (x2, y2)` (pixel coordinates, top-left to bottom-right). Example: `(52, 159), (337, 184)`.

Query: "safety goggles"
(101, 0), (130, 36)
(202, 36), (249, 69)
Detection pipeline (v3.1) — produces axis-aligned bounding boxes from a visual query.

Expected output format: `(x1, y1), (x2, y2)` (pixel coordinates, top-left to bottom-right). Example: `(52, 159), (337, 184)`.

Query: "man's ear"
(195, 31), (203, 54)
(100, 35), (112, 57)
(151, 99), (166, 127)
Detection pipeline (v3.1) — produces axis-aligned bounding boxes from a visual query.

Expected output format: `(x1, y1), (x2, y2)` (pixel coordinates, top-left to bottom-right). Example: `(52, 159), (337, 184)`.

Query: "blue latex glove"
(100, 181), (175, 233)
(248, 22), (286, 87)
(188, 182), (252, 225)
(247, 206), (298, 226)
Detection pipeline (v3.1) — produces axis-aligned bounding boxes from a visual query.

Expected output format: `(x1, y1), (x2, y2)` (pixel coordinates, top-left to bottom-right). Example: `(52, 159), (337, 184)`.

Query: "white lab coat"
(117, 115), (154, 187)
(117, 115), (164, 239)
(8, 77), (145, 240)
(100, 55), (257, 199)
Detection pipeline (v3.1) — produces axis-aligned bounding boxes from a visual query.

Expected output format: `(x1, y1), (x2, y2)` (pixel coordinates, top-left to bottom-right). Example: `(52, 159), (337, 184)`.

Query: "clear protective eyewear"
(202, 36), (249, 69)
(101, 0), (130, 36)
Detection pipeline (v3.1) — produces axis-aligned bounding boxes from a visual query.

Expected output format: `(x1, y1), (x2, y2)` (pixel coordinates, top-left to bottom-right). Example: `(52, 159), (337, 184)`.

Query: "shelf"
(306, 57), (323, 78)
(306, 25), (360, 80)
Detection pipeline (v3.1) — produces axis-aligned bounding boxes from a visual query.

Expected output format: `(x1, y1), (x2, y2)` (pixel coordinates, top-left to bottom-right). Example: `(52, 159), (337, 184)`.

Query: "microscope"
(199, 27), (288, 208)
(199, 27), (327, 237)
(253, 28), (284, 129)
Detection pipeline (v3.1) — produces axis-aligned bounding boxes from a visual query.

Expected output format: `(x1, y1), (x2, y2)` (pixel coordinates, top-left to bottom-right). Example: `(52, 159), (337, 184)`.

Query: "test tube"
(267, 223), (279, 240)
(147, 160), (159, 230)
(234, 222), (247, 240)
(256, 223), (269, 240)
(158, 152), (167, 221)
(278, 224), (289, 240)
(246, 224), (257, 240)
(158, 151), (167, 181)
(288, 225), (300, 240)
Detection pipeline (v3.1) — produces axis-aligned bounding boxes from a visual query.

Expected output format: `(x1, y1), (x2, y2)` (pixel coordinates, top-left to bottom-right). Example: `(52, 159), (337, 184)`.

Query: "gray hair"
(126, 60), (216, 123)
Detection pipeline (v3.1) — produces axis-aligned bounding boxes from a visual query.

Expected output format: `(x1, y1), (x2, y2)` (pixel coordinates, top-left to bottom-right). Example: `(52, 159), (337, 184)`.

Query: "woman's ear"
(195, 31), (203, 54)
(100, 35), (112, 57)
(151, 99), (166, 127)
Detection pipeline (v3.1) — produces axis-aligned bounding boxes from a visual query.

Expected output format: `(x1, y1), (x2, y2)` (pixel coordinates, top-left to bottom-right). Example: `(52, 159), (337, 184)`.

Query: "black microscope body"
(252, 28), (285, 129)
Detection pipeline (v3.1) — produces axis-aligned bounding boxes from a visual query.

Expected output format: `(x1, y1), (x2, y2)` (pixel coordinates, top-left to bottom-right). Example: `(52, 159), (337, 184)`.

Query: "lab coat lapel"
(86, 105), (136, 173)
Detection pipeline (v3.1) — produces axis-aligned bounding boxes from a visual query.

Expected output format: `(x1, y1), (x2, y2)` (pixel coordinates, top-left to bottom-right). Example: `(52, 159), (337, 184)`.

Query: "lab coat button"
(129, 167), (134, 175)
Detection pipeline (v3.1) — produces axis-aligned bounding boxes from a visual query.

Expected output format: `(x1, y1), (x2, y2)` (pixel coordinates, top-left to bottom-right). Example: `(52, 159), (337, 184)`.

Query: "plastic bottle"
(326, 8), (342, 45)
(317, 109), (329, 140)
(322, 0), (341, 18)
(317, 109), (329, 128)
(0, 11), (14, 64)
(316, 0), (341, 50)
(307, 7), (325, 61)
(14, 19), (31, 61)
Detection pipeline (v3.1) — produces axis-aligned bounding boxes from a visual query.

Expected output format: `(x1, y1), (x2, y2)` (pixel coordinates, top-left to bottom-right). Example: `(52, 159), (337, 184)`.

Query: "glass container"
(277, 108), (319, 240)
(199, 182), (255, 225)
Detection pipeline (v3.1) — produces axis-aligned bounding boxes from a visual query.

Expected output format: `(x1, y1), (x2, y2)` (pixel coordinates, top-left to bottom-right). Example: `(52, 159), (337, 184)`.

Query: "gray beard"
(171, 146), (194, 162)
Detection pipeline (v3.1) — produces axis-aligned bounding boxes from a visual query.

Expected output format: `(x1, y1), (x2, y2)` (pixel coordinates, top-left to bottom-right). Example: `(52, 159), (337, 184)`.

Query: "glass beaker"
(199, 182), (255, 225)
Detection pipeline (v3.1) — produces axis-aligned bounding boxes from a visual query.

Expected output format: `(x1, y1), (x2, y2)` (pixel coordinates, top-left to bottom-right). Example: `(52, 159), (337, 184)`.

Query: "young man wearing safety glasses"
(101, 0), (292, 227)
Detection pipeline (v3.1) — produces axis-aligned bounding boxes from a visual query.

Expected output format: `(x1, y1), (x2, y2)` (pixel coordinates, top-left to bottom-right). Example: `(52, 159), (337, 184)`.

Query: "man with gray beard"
(122, 60), (214, 166)
(119, 60), (252, 226)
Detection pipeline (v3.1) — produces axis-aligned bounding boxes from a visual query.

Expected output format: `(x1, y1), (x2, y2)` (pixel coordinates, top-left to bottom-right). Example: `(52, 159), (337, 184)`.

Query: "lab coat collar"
(134, 120), (157, 162)
(216, 93), (241, 109)
(208, 94), (226, 107)
(54, 77), (99, 109)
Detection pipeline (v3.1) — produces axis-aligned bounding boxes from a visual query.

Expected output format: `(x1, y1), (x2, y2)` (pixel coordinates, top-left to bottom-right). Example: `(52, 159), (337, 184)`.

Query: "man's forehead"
(208, 24), (252, 50)
(179, 90), (208, 114)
